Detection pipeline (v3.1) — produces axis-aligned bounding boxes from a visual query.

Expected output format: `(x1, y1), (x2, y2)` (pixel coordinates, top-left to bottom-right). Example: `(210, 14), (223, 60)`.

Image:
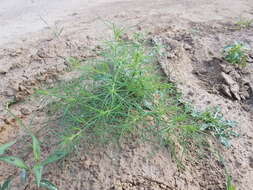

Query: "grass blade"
(32, 135), (41, 162)
(227, 176), (236, 190)
(40, 179), (58, 190)
(20, 169), (28, 184)
(0, 156), (29, 170)
(42, 150), (68, 166)
(33, 164), (43, 187)
(0, 141), (16, 155)
(1, 177), (12, 190)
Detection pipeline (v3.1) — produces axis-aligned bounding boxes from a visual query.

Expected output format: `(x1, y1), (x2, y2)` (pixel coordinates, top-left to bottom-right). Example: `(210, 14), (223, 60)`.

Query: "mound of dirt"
(154, 21), (253, 190)
(0, 0), (253, 189)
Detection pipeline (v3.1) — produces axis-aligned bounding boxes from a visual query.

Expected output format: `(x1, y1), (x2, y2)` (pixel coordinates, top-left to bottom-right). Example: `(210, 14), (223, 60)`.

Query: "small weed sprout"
(226, 175), (236, 190)
(0, 173), (12, 190)
(235, 18), (253, 29)
(0, 135), (66, 190)
(0, 112), (68, 190)
(223, 42), (249, 66)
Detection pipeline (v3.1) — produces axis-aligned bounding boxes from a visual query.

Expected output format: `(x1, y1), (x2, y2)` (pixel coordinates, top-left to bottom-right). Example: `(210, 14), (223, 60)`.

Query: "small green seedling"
(226, 176), (236, 190)
(0, 135), (68, 190)
(0, 177), (12, 190)
(235, 18), (253, 29)
(223, 42), (249, 66)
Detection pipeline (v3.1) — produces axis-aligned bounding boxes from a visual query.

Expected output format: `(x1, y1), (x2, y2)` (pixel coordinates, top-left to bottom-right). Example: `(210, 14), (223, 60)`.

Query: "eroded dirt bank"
(0, 0), (253, 189)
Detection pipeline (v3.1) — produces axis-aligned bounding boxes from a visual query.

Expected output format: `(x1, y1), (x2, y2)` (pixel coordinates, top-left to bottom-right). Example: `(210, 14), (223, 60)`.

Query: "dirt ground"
(0, 0), (253, 189)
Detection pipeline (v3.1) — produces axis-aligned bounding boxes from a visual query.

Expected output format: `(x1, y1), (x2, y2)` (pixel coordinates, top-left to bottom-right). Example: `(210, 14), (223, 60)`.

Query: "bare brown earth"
(0, 0), (253, 189)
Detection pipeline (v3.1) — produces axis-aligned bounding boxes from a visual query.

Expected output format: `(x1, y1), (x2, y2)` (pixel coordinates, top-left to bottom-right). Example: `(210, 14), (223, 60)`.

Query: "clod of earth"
(0, 64), (11, 74)
(20, 108), (31, 116)
(221, 72), (241, 100)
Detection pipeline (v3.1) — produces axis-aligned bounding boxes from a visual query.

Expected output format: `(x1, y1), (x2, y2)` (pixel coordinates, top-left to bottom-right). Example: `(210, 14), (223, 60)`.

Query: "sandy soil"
(0, 0), (253, 189)
(0, 0), (126, 45)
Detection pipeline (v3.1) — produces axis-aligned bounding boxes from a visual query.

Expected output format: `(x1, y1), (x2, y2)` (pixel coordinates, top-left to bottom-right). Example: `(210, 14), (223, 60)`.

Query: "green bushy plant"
(223, 42), (249, 66)
(39, 27), (237, 158)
